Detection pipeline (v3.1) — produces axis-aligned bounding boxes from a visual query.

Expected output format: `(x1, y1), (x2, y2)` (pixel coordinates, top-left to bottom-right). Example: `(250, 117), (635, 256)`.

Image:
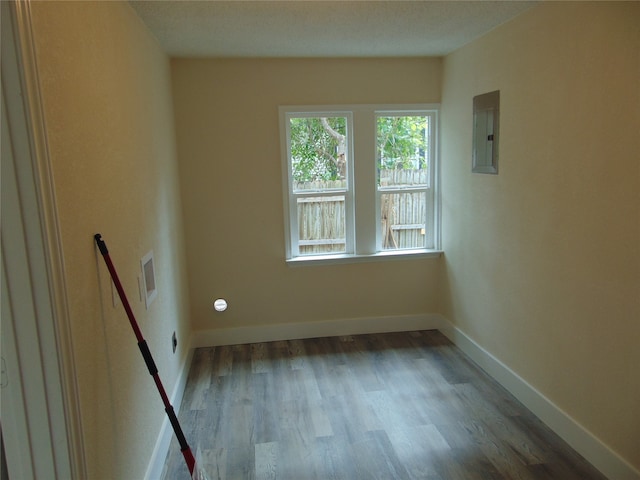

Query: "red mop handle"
(94, 234), (196, 475)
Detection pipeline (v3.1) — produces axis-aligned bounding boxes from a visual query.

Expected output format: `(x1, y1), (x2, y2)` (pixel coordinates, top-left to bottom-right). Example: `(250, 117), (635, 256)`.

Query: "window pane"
(377, 115), (429, 188)
(297, 195), (346, 254)
(290, 116), (348, 191)
(380, 192), (426, 250)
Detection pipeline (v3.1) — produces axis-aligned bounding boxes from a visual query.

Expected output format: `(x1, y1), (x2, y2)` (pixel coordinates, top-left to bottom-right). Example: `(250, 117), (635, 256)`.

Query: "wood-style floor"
(161, 330), (606, 480)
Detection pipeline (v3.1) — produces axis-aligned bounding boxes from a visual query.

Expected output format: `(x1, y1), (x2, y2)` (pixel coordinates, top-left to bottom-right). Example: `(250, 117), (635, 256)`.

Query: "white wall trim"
(191, 313), (446, 348)
(438, 318), (640, 480)
(2, 1), (86, 477)
(144, 345), (195, 480)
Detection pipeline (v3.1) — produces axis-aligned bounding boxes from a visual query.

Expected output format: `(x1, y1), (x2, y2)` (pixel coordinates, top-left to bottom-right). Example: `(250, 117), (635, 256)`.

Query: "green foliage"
(289, 115), (428, 183)
(290, 117), (346, 183)
(377, 116), (428, 170)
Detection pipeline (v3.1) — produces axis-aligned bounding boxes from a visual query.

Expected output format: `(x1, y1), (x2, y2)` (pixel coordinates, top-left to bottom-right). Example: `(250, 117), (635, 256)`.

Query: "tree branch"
(320, 117), (345, 144)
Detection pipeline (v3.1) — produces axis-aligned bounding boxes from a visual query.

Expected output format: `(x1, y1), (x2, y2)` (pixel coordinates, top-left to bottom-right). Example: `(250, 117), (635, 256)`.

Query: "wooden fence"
(379, 169), (428, 188)
(295, 170), (427, 254)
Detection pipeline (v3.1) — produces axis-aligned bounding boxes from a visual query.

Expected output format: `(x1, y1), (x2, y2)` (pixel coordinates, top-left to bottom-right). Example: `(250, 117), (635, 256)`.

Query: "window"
(280, 105), (439, 264)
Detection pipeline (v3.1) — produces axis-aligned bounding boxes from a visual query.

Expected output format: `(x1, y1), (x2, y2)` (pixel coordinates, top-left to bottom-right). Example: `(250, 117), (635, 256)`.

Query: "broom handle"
(94, 234), (196, 475)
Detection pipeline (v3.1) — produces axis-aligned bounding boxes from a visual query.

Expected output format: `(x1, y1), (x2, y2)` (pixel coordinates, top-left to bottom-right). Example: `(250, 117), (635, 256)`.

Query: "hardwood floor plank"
(213, 345), (233, 377)
(433, 448), (505, 480)
(349, 430), (410, 480)
(162, 330), (607, 480)
(454, 383), (546, 466)
(386, 424), (449, 479)
(225, 445), (255, 480)
(196, 448), (227, 480)
(365, 390), (419, 434)
(286, 339), (309, 371)
(255, 442), (277, 480)
(251, 343), (270, 374)
(309, 405), (334, 438)
(324, 387), (382, 441)
(315, 436), (358, 480)
(189, 348), (214, 411)
(251, 372), (278, 445)
(342, 336), (386, 392)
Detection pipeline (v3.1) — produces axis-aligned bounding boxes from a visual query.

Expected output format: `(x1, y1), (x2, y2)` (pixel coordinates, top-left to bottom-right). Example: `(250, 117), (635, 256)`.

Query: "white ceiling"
(129, 1), (537, 58)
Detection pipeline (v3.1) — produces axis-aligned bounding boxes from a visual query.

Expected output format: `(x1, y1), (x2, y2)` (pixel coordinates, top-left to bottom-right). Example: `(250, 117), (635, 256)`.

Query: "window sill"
(286, 249), (443, 267)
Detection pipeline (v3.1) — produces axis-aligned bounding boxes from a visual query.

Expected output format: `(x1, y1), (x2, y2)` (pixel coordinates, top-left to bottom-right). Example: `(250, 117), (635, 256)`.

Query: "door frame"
(1, 1), (86, 477)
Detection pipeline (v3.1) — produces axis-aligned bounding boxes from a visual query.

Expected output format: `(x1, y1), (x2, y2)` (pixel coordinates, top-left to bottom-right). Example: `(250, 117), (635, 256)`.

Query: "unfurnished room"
(1, 1), (638, 479)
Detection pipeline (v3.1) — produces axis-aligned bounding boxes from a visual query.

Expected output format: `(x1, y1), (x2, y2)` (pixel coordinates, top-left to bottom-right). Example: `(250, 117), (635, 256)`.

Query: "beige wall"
(441, 1), (639, 470)
(171, 58), (443, 333)
(30, 2), (190, 478)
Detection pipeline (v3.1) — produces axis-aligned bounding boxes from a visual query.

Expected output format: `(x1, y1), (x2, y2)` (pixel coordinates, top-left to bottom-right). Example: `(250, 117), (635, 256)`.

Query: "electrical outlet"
(172, 332), (177, 353)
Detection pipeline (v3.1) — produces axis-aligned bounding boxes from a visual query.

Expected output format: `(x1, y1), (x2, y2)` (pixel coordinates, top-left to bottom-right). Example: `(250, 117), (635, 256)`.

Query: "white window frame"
(375, 109), (438, 252)
(281, 109), (355, 258)
(280, 104), (441, 265)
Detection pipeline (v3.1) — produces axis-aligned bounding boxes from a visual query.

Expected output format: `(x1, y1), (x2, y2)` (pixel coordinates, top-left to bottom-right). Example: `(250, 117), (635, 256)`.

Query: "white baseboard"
(144, 344), (195, 480)
(438, 319), (640, 480)
(191, 313), (446, 347)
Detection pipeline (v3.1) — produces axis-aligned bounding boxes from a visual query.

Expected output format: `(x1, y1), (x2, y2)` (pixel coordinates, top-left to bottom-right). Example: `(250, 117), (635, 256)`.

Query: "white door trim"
(1, 1), (86, 477)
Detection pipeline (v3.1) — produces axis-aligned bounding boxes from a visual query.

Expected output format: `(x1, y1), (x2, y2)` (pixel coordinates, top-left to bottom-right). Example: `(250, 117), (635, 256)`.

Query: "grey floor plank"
(162, 331), (607, 480)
